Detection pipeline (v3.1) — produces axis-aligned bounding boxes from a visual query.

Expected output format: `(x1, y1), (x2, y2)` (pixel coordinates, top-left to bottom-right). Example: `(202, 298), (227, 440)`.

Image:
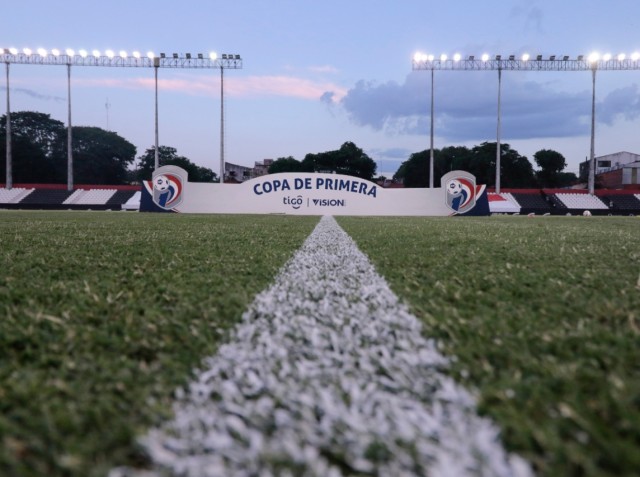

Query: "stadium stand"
(121, 191), (141, 211)
(511, 192), (552, 215)
(603, 194), (640, 213)
(0, 185), (140, 210)
(488, 193), (521, 214)
(554, 193), (609, 211)
(0, 187), (34, 204)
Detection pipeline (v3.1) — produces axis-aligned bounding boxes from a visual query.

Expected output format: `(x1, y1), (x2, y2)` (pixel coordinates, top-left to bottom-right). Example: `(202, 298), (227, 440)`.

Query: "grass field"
(339, 216), (640, 477)
(1, 212), (639, 476)
(0, 211), (318, 477)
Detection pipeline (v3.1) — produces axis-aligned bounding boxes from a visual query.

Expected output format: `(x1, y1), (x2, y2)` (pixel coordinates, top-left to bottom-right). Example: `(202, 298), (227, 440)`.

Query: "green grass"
(338, 216), (640, 477)
(0, 211), (318, 477)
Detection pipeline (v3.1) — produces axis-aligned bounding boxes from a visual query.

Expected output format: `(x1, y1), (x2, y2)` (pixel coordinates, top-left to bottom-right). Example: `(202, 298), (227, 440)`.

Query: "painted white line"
(114, 216), (533, 476)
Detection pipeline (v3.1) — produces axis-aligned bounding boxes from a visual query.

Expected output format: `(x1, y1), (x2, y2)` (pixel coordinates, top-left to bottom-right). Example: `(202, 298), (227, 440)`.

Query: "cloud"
(72, 75), (348, 101)
(340, 71), (640, 141)
(0, 86), (65, 102)
(369, 147), (412, 160)
(308, 65), (339, 74)
(510, 1), (544, 33)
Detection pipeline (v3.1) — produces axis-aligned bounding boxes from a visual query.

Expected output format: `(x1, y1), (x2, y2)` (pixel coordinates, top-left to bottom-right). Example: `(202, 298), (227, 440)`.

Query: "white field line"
(113, 216), (533, 477)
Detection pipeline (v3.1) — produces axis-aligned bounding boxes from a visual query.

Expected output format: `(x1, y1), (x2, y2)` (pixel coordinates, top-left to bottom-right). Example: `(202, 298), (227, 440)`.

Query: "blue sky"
(3, 0), (640, 177)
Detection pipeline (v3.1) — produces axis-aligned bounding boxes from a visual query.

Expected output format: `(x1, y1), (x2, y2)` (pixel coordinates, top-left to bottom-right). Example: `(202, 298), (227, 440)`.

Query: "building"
(579, 152), (640, 189)
(252, 159), (274, 178)
(224, 162), (253, 182)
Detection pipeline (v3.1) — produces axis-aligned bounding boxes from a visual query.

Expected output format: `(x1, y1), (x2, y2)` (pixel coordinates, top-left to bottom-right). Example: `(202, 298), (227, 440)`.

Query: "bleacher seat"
(488, 193), (521, 213)
(605, 194), (640, 211)
(74, 189), (117, 205)
(0, 188), (34, 204)
(107, 190), (137, 206)
(122, 191), (141, 210)
(511, 192), (551, 213)
(555, 193), (608, 210)
(19, 189), (74, 206)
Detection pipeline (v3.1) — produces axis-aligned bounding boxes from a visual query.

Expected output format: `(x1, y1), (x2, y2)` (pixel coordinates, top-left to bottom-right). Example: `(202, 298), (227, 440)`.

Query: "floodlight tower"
(0, 47), (242, 188)
(412, 51), (640, 194)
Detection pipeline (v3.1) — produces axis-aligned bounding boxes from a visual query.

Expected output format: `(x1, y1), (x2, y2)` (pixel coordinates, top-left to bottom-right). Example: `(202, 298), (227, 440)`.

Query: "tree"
(268, 156), (303, 174)
(72, 127), (136, 184)
(134, 146), (218, 182)
(0, 111), (66, 183)
(394, 142), (537, 188)
(534, 149), (577, 187)
(300, 142), (377, 180)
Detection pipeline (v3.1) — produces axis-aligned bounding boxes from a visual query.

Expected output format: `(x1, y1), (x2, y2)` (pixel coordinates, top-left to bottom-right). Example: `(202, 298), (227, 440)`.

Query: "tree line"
(0, 111), (218, 184)
(2, 111), (577, 188)
(268, 141), (577, 189)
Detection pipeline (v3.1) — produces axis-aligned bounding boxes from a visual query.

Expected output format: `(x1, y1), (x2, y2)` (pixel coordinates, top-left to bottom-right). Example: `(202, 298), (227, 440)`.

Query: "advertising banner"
(141, 166), (489, 216)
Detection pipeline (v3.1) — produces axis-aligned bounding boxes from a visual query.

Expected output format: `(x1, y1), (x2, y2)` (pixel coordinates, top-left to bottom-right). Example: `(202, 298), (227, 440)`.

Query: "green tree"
(0, 111), (66, 183)
(534, 149), (577, 187)
(268, 156), (303, 174)
(72, 127), (136, 184)
(300, 142), (377, 180)
(134, 146), (218, 182)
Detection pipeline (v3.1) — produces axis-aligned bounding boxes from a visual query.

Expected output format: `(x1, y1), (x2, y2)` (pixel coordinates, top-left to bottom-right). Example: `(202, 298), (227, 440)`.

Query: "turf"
(338, 215), (640, 477)
(0, 211), (318, 477)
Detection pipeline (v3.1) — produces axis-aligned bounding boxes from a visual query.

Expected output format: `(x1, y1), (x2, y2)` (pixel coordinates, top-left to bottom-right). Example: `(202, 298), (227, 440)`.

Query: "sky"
(3, 0), (640, 178)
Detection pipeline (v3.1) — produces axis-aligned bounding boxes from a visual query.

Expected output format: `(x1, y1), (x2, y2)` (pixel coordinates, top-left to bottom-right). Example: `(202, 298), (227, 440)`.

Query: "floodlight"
(133, 51), (141, 58)
(209, 51), (217, 60)
(549, 55), (555, 60)
(92, 49), (101, 57)
(563, 55), (569, 61)
(197, 53), (203, 59)
(186, 53), (191, 59)
(495, 55), (501, 60)
(52, 48), (60, 56)
(172, 53), (178, 58)
(79, 49), (88, 57)
(453, 53), (461, 61)
(536, 54), (542, 61)
(66, 48), (74, 56)
(577, 55), (584, 61)
(119, 50), (128, 57)
(420, 53), (428, 62)
(522, 53), (530, 61)
(23, 48), (32, 55)
(160, 53), (166, 58)
(37, 48), (47, 56)
(481, 53), (489, 61)
(618, 53), (626, 61)
(588, 52), (600, 63)
(9, 47), (18, 54)
(427, 54), (434, 61)
(468, 55), (474, 60)
(106, 49), (115, 58)
(235, 54), (241, 59)
(509, 55), (515, 60)
(603, 53), (612, 61)
(632, 52), (640, 61)
(440, 54), (447, 61)
(147, 51), (155, 59)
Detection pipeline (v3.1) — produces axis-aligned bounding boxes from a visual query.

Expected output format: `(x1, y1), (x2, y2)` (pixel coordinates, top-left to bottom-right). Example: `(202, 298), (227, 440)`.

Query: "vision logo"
(442, 170), (476, 214)
(147, 166), (186, 210)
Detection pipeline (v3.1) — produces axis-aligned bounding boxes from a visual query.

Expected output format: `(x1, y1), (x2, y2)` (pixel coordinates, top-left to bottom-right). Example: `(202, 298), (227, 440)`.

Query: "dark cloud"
(340, 71), (640, 141)
(369, 147), (412, 160)
(320, 91), (335, 105)
(0, 86), (65, 102)
(510, 2), (544, 33)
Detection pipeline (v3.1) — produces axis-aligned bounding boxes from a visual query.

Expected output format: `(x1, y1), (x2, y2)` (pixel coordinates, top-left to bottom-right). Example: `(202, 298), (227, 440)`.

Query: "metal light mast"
(413, 52), (640, 194)
(0, 48), (242, 187)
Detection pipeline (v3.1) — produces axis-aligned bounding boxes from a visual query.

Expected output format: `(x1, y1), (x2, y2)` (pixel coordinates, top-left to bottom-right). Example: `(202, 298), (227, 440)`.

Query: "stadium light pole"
(4, 60), (11, 189)
(66, 61), (73, 191)
(588, 57), (597, 195)
(496, 64), (502, 193)
(412, 52), (640, 194)
(220, 64), (225, 182)
(153, 56), (159, 170)
(0, 48), (242, 184)
(429, 65), (434, 188)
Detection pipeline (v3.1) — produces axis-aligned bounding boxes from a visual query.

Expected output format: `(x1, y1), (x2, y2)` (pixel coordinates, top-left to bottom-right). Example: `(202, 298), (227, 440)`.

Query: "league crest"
(145, 165), (186, 210)
(442, 170), (477, 214)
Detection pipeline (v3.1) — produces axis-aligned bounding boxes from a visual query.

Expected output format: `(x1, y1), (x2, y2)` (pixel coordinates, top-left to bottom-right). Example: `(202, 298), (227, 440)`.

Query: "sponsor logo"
(442, 171), (477, 214)
(283, 195), (304, 210)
